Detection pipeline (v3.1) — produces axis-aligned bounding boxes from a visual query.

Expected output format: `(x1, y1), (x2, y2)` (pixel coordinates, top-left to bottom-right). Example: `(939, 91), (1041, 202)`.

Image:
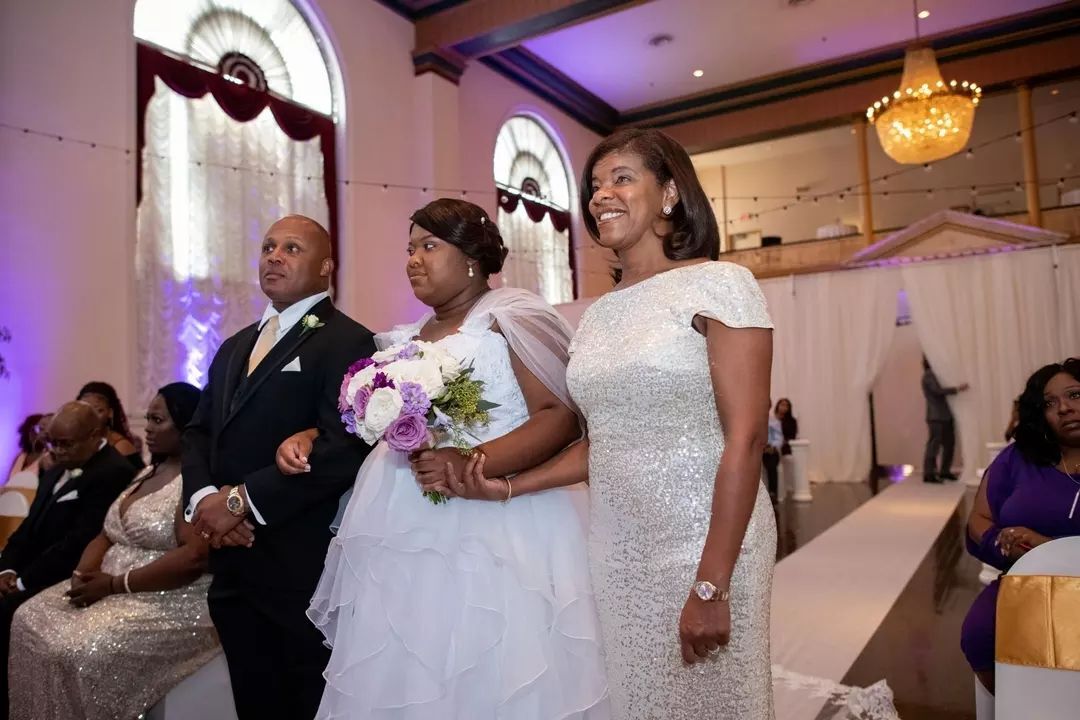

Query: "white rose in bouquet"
(363, 387), (404, 435)
(345, 365), (379, 405)
(381, 357), (446, 399)
(416, 342), (460, 382)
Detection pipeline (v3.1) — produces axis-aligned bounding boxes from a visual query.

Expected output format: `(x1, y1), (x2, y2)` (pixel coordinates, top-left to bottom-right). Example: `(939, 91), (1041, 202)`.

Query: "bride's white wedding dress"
(308, 291), (609, 720)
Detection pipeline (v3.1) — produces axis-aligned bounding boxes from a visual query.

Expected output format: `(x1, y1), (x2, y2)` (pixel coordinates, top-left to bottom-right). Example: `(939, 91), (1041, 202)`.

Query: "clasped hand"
(65, 570), (114, 608)
(411, 449), (508, 502)
(191, 486), (255, 549)
(995, 526), (1049, 559)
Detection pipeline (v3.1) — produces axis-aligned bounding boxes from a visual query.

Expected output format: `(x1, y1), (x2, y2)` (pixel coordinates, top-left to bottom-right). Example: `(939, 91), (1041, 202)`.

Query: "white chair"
(0, 491), (30, 550)
(994, 536), (1080, 720)
(974, 676), (994, 720)
(145, 653), (238, 720)
(4, 471), (38, 490)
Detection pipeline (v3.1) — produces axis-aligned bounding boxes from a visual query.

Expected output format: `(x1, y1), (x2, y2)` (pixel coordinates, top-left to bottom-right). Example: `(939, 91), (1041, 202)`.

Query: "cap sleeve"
(686, 262), (773, 330)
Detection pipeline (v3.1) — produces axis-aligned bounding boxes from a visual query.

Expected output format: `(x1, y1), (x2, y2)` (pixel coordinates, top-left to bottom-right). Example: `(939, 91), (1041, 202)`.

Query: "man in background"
(922, 356), (969, 483)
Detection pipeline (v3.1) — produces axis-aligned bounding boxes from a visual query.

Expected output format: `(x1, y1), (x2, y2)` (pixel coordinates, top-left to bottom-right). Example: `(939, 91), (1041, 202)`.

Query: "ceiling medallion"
(866, 4), (980, 165)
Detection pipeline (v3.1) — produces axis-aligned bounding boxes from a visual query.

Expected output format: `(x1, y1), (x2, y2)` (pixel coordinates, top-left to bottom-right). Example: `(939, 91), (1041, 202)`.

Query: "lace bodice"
(378, 311), (530, 445)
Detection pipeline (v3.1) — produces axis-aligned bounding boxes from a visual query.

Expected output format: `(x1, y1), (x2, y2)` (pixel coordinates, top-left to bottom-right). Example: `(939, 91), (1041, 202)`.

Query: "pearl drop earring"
(663, 206), (672, 216)
(468, 265), (475, 278)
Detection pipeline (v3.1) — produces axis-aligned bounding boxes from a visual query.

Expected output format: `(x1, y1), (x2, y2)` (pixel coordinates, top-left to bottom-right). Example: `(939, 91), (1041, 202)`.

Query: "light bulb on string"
(1015, 132), (1023, 143)
(923, 163), (932, 173)
(1070, 112), (1078, 124)
(1058, 178), (1066, 190)
(965, 148), (974, 159)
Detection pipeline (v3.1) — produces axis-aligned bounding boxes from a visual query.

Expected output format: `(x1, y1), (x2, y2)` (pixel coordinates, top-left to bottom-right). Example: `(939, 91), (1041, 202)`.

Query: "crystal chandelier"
(866, 4), (981, 165)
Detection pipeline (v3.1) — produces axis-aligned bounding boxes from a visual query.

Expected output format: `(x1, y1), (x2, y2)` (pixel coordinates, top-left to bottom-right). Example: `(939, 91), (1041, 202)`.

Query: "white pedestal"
(787, 440), (812, 502)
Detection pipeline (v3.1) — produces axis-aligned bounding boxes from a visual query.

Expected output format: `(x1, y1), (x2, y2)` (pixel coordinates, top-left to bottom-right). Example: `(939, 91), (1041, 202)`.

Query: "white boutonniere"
(70, 468), (83, 479)
(300, 314), (325, 336)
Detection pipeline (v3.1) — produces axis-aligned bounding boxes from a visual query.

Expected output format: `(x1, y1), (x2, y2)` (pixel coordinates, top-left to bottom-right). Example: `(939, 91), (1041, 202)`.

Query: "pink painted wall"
(0, 0), (607, 474)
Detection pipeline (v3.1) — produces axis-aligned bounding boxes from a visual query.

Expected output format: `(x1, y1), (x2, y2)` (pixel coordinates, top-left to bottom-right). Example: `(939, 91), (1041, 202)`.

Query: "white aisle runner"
(770, 478), (966, 720)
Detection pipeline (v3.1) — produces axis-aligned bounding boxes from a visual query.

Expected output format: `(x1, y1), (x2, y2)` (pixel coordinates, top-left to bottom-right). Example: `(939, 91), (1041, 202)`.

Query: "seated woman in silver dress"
(9, 382), (221, 720)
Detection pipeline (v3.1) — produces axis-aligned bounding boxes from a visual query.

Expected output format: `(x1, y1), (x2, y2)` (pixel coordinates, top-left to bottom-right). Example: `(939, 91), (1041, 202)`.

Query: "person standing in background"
(922, 356), (969, 483)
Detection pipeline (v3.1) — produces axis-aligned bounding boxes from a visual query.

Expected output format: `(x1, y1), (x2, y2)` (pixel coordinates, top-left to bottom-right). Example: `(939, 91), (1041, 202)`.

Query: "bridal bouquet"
(338, 340), (497, 503)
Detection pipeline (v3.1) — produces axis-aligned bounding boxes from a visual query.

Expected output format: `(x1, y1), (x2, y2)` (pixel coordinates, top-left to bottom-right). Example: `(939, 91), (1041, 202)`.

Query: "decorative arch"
(493, 114), (576, 304)
(133, 0), (342, 396)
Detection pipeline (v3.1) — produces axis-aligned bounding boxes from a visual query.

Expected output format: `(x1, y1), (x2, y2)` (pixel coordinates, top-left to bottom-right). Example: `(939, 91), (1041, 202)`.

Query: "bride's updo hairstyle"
(409, 198), (509, 276)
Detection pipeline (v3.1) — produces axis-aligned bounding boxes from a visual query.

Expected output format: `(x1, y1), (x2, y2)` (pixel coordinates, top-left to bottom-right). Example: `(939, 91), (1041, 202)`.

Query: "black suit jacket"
(0, 445), (135, 594)
(181, 298), (376, 617)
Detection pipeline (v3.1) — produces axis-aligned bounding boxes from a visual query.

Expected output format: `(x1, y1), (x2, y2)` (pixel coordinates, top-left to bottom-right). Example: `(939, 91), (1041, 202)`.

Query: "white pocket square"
(282, 357), (302, 372)
(57, 489), (80, 503)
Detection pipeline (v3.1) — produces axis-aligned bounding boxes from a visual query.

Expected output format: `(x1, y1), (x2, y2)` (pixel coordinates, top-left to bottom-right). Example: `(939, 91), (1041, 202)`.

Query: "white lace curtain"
(135, 78), (328, 403)
(497, 207), (573, 306)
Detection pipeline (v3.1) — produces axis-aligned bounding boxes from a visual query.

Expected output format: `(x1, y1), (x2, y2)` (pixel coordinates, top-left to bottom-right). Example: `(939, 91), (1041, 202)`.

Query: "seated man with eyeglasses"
(0, 401), (135, 718)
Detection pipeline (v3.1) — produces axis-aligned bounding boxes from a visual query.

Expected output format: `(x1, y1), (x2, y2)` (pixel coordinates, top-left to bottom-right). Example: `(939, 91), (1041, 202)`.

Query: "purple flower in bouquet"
(340, 357), (378, 411)
(352, 386), (373, 417)
(399, 381), (431, 416)
(384, 413), (429, 452)
(397, 343), (421, 360)
(372, 372), (395, 390)
(341, 410), (358, 435)
(348, 357), (376, 374)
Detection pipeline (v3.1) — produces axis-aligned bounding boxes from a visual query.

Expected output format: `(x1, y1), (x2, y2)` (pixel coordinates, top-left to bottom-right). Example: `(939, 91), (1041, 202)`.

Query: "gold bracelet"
(503, 477), (513, 503)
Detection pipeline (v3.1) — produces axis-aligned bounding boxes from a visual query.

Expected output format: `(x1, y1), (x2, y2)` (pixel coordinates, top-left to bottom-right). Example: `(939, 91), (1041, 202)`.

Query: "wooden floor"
(775, 478), (980, 720)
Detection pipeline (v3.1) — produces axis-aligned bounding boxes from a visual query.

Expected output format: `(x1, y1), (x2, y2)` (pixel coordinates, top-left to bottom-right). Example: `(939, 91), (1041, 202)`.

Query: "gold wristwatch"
(692, 580), (730, 602)
(226, 486), (247, 517)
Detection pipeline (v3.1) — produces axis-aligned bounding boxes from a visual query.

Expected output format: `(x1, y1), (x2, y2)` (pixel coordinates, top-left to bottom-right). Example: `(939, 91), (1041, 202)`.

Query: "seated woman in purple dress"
(962, 357), (1080, 694)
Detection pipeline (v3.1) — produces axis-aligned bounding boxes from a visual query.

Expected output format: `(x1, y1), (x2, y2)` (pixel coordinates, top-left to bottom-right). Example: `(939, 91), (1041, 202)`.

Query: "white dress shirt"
(187, 291), (330, 526)
(2, 439), (108, 591)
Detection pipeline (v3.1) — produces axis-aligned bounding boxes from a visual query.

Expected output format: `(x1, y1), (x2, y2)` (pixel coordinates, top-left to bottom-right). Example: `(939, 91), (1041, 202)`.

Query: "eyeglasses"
(42, 435), (93, 453)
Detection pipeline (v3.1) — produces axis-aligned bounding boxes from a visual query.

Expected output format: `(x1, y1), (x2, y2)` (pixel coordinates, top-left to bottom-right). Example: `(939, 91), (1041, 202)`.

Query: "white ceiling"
(523, 0), (1068, 112)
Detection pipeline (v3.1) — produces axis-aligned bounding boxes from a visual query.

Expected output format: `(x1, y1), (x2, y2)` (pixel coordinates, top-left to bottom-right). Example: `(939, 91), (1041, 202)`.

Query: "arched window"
(493, 116), (575, 305)
(133, 0), (338, 398)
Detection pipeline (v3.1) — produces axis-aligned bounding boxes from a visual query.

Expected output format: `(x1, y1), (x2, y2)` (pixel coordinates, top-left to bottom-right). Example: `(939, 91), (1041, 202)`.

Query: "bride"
(275, 198), (609, 719)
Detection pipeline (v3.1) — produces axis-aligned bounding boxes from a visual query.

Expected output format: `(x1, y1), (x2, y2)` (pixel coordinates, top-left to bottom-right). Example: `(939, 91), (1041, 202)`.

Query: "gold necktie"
(247, 315), (280, 376)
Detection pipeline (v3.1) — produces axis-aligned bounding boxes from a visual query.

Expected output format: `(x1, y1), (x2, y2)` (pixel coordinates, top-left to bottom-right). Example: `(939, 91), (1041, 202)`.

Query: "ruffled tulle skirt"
(308, 444), (610, 720)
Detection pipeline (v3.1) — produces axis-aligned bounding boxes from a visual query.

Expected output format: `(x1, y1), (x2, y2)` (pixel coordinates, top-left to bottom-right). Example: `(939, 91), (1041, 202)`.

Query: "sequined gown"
(8, 472), (220, 720)
(567, 262), (777, 720)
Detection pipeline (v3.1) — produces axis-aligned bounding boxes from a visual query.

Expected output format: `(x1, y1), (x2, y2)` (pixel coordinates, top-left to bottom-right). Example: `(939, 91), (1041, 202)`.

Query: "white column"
(788, 439), (812, 502)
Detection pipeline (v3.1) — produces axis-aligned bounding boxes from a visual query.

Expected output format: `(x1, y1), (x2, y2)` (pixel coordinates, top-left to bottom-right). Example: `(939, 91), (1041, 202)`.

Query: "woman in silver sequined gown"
(574, 131), (775, 719)
(477, 129), (775, 719)
(9, 383), (220, 720)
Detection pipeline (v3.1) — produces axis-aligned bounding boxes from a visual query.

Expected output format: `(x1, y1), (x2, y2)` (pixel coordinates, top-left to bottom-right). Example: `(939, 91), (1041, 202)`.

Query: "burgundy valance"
(497, 188), (571, 233)
(136, 43), (339, 266)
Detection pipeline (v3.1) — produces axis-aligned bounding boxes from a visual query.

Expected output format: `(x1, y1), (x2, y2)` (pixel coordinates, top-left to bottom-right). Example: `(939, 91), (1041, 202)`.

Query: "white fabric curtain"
(1056, 245), (1080, 357)
(136, 78), (328, 403)
(760, 268), (900, 484)
(902, 246), (1072, 480)
(497, 207), (573, 306)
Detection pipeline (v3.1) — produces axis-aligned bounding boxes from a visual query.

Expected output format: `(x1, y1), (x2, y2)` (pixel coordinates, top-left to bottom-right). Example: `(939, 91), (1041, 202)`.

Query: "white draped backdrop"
(136, 79), (328, 403)
(760, 245), (1080, 484)
(760, 269), (899, 484)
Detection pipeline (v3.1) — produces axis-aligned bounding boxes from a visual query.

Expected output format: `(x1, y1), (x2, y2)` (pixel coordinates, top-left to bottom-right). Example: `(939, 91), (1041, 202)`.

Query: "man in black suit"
(0, 401), (135, 717)
(182, 214), (375, 720)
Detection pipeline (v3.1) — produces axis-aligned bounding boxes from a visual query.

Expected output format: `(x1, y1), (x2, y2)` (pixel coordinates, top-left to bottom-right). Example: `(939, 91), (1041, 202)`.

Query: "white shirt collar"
(258, 291), (330, 335)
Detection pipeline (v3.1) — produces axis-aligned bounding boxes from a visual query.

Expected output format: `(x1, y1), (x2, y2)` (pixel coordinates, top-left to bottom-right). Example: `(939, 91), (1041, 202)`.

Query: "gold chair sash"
(997, 574), (1080, 671)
